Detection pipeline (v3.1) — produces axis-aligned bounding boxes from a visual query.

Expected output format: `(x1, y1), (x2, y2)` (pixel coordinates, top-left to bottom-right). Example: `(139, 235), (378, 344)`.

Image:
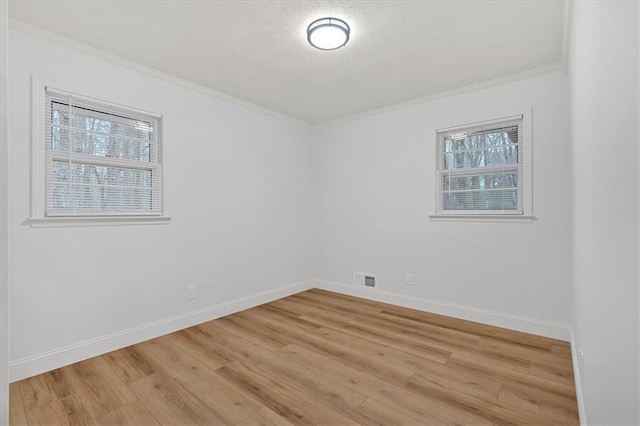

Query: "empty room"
(0, 0), (638, 424)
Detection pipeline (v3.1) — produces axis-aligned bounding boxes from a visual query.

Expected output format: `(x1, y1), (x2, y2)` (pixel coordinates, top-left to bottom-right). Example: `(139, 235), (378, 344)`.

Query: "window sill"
(429, 214), (536, 223)
(28, 215), (172, 228)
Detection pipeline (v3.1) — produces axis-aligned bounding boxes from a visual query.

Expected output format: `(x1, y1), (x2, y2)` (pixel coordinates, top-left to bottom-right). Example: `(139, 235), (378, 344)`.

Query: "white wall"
(569, 1), (640, 424)
(8, 30), (314, 378)
(313, 72), (573, 332)
(0, 1), (9, 424)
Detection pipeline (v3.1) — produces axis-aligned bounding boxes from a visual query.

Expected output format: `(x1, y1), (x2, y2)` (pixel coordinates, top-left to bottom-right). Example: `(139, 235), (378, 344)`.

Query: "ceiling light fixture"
(307, 17), (350, 51)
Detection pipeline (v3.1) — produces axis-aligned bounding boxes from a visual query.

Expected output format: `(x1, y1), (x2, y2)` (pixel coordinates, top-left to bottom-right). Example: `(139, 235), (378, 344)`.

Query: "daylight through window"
(44, 89), (162, 216)
(436, 116), (524, 215)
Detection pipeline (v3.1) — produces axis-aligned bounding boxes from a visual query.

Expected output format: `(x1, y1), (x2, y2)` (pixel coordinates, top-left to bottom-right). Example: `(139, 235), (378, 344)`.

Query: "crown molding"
(8, 18), (309, 127)
(318, 62), (564, 127)
(9, 17), (567, 128)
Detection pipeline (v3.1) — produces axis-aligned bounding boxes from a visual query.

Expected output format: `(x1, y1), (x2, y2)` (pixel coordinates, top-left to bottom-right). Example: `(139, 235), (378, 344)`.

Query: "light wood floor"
(9, 289), (579, 425)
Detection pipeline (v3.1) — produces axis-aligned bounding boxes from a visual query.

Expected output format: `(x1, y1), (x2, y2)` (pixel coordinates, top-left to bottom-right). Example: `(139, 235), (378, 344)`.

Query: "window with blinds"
(436, 116), (524, 215)
(44, 89), (162, 216)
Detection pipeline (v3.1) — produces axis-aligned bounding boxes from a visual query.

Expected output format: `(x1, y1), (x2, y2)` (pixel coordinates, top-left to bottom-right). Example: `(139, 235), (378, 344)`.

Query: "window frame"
(29, 77), (171, 227)
(430, 113), (534, 222)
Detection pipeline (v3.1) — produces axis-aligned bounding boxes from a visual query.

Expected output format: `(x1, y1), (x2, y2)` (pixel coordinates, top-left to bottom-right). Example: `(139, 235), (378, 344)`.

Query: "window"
(31, 84), (168, 226)
(434, 115), (532, 219)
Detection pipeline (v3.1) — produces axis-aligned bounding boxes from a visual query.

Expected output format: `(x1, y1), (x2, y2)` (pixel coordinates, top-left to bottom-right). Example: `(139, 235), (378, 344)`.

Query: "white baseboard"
(9, 279), (314, 382)
(570, 327), (587, 425)
(9, 277), (573, 382)
(312, 279), (571, 341)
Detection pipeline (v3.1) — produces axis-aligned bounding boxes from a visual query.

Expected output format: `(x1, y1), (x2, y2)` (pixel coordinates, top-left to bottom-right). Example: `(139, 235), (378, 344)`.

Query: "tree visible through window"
(45, 89), (162, 216)
(437, 117), (523, 214)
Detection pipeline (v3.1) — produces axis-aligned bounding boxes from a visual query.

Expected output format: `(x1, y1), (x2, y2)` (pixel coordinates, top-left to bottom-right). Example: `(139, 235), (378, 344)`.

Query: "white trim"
(0, 0), (8, 423)
(9, 19), (563, 127)
(31, 77), (168, 223)
(28, 215), (172, 228)
(9, 279), (314, 382)
(321, 64), (564, 126)
(570, 327), (588, 425)
(436, 114), (524, 134)
(9, 19), (306, 127)
(31, 76), (45, 219)
(46, 86), (162, 119)
(312, 279), (571, 341)
(561, 0), (572, 74)
(432, 110), (534, 220)
(636, 5), (640, 419)
(8, 278), (573, 383)
(429, 214), (536, 223)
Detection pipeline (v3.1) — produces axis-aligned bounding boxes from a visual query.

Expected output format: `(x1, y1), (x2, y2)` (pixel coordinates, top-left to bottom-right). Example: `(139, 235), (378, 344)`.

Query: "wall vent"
(365, 276), (376, 287)
(353, 271), (377, 288)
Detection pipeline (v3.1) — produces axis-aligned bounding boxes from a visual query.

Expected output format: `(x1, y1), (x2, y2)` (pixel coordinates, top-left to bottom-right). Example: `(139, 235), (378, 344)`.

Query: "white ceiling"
(9, 0), (565, 123)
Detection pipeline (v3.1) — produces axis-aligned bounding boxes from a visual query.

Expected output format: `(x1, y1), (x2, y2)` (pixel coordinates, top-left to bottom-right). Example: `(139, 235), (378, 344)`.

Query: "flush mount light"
(307, 17), (350, 51)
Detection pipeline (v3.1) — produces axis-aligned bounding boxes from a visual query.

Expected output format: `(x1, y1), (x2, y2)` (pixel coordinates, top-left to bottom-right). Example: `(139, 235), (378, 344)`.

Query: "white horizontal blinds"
(438, 116), (523, 214)
(44, 88), (162, 216)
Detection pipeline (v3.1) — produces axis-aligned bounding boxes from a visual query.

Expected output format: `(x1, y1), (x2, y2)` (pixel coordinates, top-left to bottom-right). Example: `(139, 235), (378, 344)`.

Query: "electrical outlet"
(405, 273), (414, 286)
(187, 284), (197, 300)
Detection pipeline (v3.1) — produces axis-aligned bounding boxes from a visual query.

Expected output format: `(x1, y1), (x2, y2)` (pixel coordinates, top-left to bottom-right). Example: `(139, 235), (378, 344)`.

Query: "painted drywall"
(569, 1), (640, 424)
(7, 30), (313, 374)
(313, 71), (572, 327)
(0, 1), (9, 423)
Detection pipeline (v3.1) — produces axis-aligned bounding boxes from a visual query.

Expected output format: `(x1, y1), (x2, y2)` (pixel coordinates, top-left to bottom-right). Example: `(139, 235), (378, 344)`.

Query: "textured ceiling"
(9, 0), (565, 123)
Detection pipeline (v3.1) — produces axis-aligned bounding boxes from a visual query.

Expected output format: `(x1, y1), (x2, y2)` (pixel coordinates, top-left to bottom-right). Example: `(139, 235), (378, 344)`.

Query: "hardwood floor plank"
(9, 383), (29, 426)
(102, 345), (156, 385)
(406, 372), (551, 425)
(246, 304), (322, 333)
(24, 394), (92, 426)
(284, 294), (366, 321)
(380, 304), (560, 350)
(93, 400), (160, 426)
(477, 335), (574, 368)
(186, 320), (372, 422)
(214, 314), (290, 351)
(211, 311), (299, 350)
(10, 289), (579, 425)
(232, 338), (368, 411)
(411, 367), (576, 424)
(217, 361), (358, 425)
(529, 361), (576, 386)
(301, 311), (452, 364)
(314, 325), (449, 373)
(60, 357), (137, 420)
(326, 308), (484, 359)
(134, 336), (262, 424)
(354, 397), (426, 425)
(129, 372), (226, 425)
(277, 344), (486, 425)
(306, 289), (390, 311)
(408, 364), (502, 401)
(235, 407), (295, 426)
(551, 343), (574, 357)
(164, 328), (235, 368)
(446, 353), (576, 399)
(448, 347), (531, 375)
(292, 290), (385, 315)
(498, 385), (579, 422)
(17, 369), (72, 412)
